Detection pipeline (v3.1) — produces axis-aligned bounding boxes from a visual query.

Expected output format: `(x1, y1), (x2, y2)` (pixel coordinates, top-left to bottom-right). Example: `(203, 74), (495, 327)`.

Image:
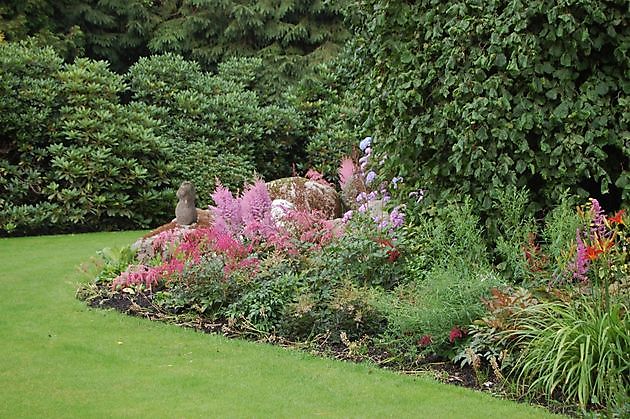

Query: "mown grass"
(0, 232), (559, 418)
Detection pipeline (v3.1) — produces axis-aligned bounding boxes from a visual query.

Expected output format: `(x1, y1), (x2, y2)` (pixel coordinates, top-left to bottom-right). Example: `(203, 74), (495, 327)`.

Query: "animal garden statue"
(175, 181), (197, 225)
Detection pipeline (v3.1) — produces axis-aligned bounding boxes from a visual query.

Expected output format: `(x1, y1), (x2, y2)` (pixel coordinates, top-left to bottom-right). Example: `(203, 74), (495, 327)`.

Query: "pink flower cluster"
(112, 226), (259, 289)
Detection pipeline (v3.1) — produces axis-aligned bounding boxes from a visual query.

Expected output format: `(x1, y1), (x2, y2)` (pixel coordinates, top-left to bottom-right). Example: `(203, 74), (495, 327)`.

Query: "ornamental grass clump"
(503, 299), (629, 411)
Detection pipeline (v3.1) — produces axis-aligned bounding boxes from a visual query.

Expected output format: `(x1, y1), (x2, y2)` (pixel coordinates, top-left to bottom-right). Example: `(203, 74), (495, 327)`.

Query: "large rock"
(267, 177), (342, 219)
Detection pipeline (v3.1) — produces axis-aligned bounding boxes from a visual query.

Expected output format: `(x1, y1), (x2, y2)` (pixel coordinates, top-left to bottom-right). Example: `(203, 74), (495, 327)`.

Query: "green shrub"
(287, 57), (363, 179)
(159, 256), (241, 317)
(353, 0), (629, 217)
(402, 199), (491, 281)
(375, 200), (500, 362)
(281, 276), (386, 342)
(127, 54), (305, 184)
(226, 261), (303, 334)
(48, 59), (174, 229)
(177, 142), (255, 206)
(541, 197), (582, 277)
(0, 42), (175, 234)
(377, 265), (500, 364)
(493, 187), (538, 283)
(0, 41), (62, 233)
(503, 299), (629, 411)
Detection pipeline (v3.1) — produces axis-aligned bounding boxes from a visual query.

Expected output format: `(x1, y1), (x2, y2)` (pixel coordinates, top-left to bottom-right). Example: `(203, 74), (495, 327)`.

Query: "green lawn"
(0, 232), (558, 418)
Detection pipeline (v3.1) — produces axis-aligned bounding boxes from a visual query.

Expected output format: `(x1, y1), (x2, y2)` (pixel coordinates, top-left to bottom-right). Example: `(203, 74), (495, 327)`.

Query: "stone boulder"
(266, 177), (342, 219)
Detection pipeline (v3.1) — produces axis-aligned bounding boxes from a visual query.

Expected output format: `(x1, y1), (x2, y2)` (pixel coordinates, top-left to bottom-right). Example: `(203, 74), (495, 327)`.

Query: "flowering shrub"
(112, 226), (259, 289)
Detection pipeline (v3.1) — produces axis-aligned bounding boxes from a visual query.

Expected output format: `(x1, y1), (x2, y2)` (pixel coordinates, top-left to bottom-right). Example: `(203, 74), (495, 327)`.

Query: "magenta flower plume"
(572, 229), (590, 282)
(589, 198), (606, 238)
(241, 179), (272, 230)
(210, 183), (242, 235)
(338, 157), (356, 189)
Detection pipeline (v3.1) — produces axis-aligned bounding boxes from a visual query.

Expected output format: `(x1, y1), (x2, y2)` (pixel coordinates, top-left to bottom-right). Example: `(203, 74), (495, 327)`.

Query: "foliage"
(402, 199), (491, 281)
(0, 0), (84, 60)
(353, 0), (630, 223)
(0, 41), (62, 233)
(225, 258), (303, 333)
(286, 54), (364, 179)
(375, 200), (500, 362)
(377, 265), (501, 364)
(127, 54), (305, 194)
(0, 42), (174, 234)
(502, 299), (629, 411)
(4, 0), (351, 80)
(494, 187), (538, 282)
(453, 287), (540, 374)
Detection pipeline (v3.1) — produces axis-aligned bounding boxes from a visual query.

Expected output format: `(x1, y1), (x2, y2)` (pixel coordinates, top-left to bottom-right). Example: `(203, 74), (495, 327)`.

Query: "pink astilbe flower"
(338, 157), (356, 189)
(214, 229), (248, 260)
(241, 179), (273, 239)
(210, 184), (243, 236)
(152, 228), (186, 258)
(285, 209), (342, 250)
(572, 229), (590, 282)
(112, 259), (185, 289)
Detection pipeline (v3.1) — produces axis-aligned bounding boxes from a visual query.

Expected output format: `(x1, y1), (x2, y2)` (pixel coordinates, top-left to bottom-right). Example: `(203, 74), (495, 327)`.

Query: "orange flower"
(607, 209), (625, 225)
(585, 245), (602, 261)
(597, 237), (614, 253)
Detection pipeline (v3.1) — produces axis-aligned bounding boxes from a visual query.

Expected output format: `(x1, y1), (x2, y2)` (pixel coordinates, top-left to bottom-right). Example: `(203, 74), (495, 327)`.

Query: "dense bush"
(286, 53), (364, 179)
(0, 42), (174, 234)
(127, 54), (305, 203)
(353, 0), (629, 218)
(1, 0), (351, 84)
(377, 200), (501, 363)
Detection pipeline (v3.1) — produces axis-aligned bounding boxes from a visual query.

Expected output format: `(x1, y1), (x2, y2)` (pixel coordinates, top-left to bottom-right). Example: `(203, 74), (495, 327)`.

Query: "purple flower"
(241, 180), (272, 227)
(210, 184), (242, 235)
(389, 206), (405, 229)
(341, 210), (354, 223)
(372, 214), (388, 229)
(589, 198), (606, 238)
(359, 136), (372, 151)
(365, 171), (377, 185)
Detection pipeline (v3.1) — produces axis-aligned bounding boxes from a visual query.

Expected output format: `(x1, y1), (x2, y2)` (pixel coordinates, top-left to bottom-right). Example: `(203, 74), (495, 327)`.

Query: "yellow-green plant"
(503, 299), (629, 411)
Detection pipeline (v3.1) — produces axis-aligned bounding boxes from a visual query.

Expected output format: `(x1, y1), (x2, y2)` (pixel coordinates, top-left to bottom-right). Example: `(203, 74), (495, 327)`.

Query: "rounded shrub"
(127, 54), (305, 184)
(0, 42), (175, 234)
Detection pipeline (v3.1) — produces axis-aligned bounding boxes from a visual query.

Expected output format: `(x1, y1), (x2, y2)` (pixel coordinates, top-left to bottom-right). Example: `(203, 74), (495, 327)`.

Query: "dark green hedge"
(354, 0), (629, 213)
